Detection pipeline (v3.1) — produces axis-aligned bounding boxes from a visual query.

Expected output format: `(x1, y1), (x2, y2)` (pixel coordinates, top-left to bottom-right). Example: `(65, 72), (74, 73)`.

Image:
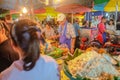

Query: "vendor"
(97, 16), (107, 44)
(41, 22), (55, 40)
(57, 13), (76, 54)
(106, 19), (116, 35)
(73, 18), (80, 49)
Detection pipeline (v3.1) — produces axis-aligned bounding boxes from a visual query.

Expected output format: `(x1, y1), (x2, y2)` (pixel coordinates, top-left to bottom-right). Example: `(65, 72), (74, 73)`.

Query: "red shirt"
(97, 22), (106, 44)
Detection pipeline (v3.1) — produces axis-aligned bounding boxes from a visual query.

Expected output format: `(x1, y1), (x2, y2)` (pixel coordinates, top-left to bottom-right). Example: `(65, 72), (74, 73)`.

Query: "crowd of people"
(0, 13), (119, 80)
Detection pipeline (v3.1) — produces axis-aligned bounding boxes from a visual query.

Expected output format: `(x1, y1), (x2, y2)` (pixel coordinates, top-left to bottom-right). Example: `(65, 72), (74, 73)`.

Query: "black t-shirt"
(0, 39), (19, 72)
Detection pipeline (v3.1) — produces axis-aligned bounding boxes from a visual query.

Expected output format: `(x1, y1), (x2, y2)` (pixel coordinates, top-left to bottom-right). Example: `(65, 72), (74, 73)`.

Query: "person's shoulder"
(98, 22), (103, 27)
(67, 22), (73, 26)
(73, 23), (79, 26)
(40, 55), (56, 63)
(39, 55), (58, 68)
(67, 23), (74, 29)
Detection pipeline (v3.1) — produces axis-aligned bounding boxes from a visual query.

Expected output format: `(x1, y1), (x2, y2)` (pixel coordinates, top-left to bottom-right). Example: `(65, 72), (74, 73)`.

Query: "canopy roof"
(104, 0), (120, 11)
(0, 0), (93, 10)
(0, 0), (50, 10)
(94, 0), (120, 11)
(0, 0), (94, 14)
(94, 0), (109, 5)
(53, 0), (93, 8)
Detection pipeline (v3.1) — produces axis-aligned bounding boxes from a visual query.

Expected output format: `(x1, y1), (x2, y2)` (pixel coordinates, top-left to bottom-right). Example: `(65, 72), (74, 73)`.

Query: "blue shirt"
(1, 55), (59, 80)
(73, 22), (80, 37)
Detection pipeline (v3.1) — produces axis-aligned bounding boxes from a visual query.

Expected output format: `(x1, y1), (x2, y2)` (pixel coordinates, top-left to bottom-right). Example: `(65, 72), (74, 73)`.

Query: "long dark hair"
(10, 19), (40, 71)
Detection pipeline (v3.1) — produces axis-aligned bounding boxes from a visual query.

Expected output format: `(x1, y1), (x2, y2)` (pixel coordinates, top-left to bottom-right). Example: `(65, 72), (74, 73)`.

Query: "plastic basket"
(63, 62), (120, 80)
(63, 63), (90, 80)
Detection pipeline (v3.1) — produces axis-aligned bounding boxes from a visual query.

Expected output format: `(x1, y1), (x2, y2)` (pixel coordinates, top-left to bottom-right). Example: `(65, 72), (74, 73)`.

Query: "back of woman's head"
(10, 19), (40, 71)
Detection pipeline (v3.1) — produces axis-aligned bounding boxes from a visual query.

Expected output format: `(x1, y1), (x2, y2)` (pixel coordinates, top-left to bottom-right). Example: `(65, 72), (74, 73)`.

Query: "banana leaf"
(114, 76), (120, 80)
(47, 47), (63, 59)
(65, 48), (83, 61)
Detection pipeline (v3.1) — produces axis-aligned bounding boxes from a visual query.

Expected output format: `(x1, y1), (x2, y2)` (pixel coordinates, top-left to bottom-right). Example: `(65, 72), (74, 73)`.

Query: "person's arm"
(77, 25), (81, 36)
(71, 38), (76, 54)
(78, 30), (80, 36)
(51, 26), (61, 39)
(50, 28), (60, 40)
(68, 23), (76, 54)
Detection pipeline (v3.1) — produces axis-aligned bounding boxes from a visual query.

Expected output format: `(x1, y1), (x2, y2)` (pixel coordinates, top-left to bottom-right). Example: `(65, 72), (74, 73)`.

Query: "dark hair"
(101, 16), (106, 20)
(82, 21), (87, 26)
(46, 21), (52, 27)
(10, 19), (40, 71)
(109, 19), (114, 25)
(0, 17), (5, 21)
(5, 14), (12, 20)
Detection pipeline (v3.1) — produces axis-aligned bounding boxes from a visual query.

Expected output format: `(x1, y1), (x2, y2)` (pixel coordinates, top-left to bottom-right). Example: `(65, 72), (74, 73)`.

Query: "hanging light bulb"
(22, 7), (28, 14)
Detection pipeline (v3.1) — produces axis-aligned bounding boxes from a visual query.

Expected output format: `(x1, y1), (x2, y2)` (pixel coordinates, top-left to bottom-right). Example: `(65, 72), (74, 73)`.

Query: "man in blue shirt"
(73, 18), (80, 49)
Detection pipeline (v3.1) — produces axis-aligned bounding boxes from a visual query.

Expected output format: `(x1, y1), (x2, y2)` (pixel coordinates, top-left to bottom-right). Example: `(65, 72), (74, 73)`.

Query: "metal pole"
(72, 13), (73, 24)
(88, 12), (89, 21)
(115, 1), (118, 30)
(30, 0), (35, 20)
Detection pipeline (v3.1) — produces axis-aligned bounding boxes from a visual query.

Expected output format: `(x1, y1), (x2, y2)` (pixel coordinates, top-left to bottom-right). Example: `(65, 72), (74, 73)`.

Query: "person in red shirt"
(97, 16), (107, 44)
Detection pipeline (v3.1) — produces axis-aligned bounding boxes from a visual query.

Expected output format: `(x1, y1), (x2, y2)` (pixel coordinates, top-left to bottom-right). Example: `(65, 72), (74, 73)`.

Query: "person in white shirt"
(91, 16), (99, 28)
(106, 19), (116, 35)
(42, 22), (55, 40)
(0, 19), (59, 80)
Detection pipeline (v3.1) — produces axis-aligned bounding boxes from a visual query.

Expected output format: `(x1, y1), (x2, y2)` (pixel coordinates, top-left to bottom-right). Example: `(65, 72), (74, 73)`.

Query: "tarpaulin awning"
(53, 0), (93, 8)
(94, 2), (109, 11)
(10, 8), (46, 14)
(94, 0), (110, 5)
(104, 0), (120, 11)
(94, 0), (120, 12)
(52, 0), (94, 13)
(55, 4), (91, 13)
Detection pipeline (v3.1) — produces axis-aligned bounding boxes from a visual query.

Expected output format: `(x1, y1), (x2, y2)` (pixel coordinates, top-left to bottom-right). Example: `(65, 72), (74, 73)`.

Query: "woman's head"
(101, 16), (107, 23)
(109, 19), (114, 25)
(10, 19), (41, 71)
